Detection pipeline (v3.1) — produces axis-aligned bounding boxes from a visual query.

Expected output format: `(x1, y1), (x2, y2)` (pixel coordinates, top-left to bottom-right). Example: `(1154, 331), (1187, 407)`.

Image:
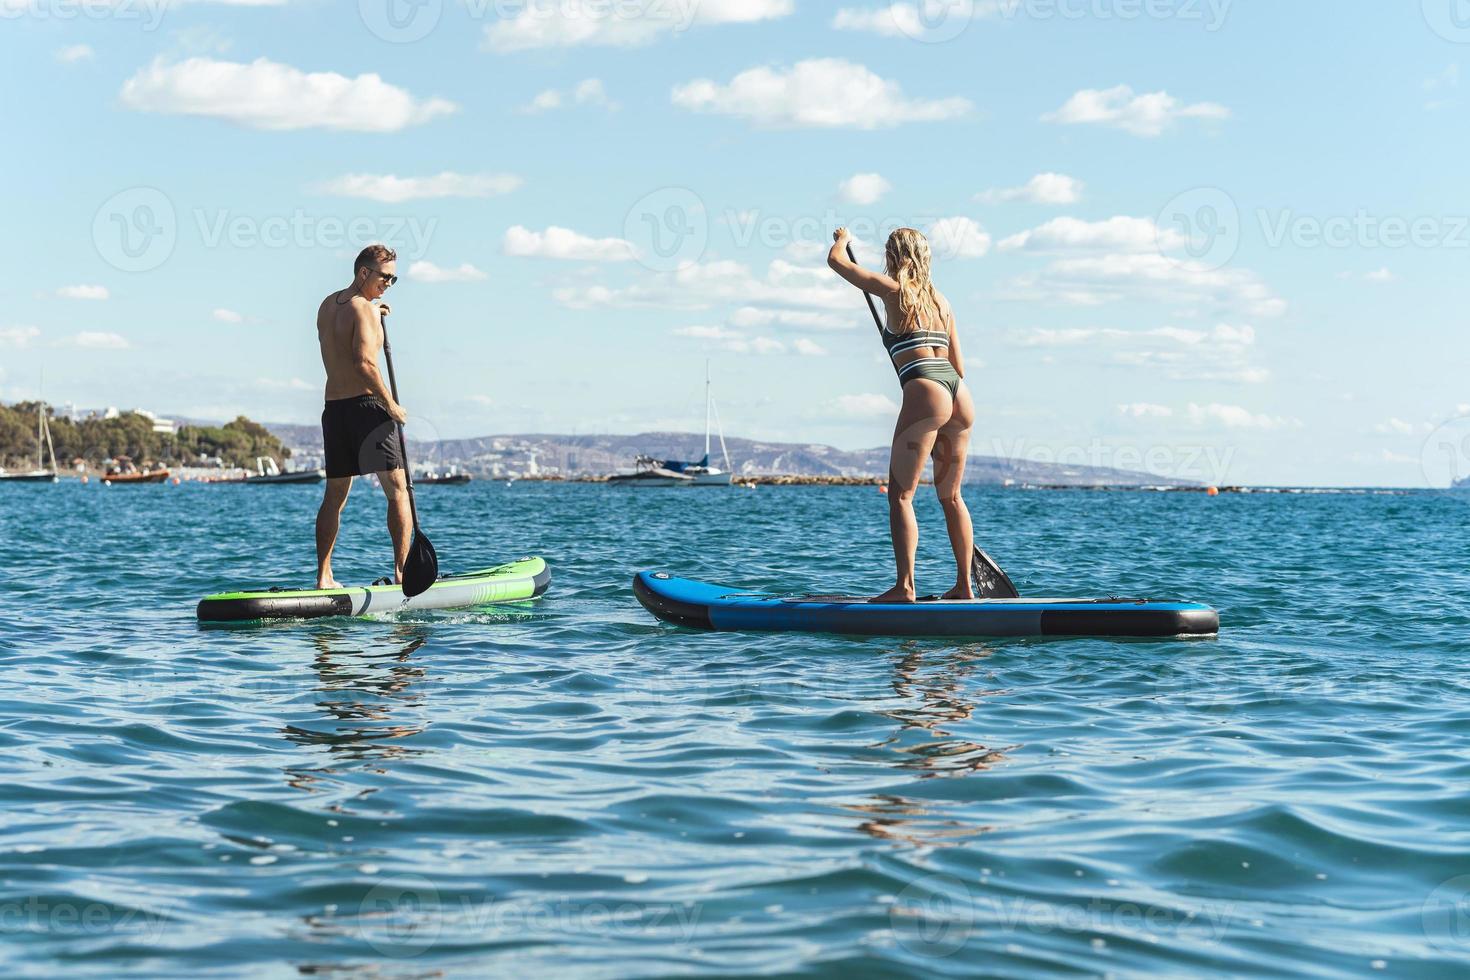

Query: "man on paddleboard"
(314, 244), (410, 589)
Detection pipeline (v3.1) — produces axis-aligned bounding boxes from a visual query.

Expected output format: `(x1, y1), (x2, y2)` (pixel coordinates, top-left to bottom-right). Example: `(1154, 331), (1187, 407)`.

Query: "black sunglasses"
(376, 271), (398, 286)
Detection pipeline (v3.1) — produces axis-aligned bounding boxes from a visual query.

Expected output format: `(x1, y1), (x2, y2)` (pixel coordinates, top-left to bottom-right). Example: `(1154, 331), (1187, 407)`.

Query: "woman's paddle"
(379, 312), (438, 598)
(843, 241), (1020, 600)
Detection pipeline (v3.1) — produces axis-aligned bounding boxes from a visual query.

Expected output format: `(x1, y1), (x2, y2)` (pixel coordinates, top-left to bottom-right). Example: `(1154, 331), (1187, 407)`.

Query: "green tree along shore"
(0, 402), (290, 470)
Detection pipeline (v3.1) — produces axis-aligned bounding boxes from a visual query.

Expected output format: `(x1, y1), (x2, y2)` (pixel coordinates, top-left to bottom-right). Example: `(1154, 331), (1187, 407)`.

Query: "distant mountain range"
(264, 424), (1196, 487)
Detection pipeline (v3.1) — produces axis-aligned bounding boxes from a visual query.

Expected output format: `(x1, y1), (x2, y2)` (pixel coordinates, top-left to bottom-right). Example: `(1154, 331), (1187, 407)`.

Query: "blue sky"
(2, 0), (1467, 486)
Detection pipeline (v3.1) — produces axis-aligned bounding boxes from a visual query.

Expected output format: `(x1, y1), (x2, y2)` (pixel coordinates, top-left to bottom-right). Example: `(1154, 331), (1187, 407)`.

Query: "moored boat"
(0, 402), (59, 484)
(419, 465), (472, 485)
(243, 456), (325, 485)
(104, 457), (170, 485)
(608, 363), (735, 487)
(607, 454), (696, 487)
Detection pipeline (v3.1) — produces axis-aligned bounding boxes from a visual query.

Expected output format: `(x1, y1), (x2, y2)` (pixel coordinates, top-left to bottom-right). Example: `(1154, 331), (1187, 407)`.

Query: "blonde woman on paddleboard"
(828, 227), (976, 603)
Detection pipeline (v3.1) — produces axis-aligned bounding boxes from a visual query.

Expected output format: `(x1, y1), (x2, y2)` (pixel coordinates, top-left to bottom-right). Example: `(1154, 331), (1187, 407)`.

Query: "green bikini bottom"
(896, 357), (961, 399)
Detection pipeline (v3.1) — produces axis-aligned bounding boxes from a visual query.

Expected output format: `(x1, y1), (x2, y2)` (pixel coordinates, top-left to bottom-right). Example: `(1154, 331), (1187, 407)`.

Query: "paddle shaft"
(378, 317), (421, 529)
(845, 243), (887, 332)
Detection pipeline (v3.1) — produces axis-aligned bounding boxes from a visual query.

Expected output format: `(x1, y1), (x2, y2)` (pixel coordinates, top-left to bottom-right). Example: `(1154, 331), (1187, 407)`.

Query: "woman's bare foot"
(871, 585), (917, 603)
(941, 584), (975, 600)
(317, 577), (342, 590)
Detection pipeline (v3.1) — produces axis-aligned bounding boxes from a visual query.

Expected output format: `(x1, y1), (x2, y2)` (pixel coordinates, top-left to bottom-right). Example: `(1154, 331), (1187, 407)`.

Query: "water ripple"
(3, 482), (1470, 976)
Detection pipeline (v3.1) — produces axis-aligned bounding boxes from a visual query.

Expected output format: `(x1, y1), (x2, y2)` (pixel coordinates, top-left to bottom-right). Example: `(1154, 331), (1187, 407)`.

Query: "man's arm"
(351, 303), (407, 422)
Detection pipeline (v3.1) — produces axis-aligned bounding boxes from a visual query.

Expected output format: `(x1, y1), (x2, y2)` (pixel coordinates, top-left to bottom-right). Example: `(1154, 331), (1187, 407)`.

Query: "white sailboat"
(661, 362), (734, 487)
(607, 363), (735, 488)
(0, 402), (59, 483)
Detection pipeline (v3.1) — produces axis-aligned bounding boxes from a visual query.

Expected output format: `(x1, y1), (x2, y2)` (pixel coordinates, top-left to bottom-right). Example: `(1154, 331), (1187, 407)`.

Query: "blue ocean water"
(3, 480), (1469, 977)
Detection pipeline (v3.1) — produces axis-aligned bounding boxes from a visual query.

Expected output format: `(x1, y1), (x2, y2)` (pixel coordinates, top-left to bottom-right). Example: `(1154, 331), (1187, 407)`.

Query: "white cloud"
(1118, 402), (1173, 418)
(1043, 85), (1229, 137)
(319, 172), (521, 203)
(927, 216), (991, 258)
(832, 1), (1002, 36)
(1187, 402), (1294, 430)
(1365, 267), (1397, 283)
(257, 377), (315, 392)
(672, 58), (970, 129)
(555, 258), (852, 311)
(1374, 418), (1416, 436)
(1014, 252), (1286, 318)
(673, 324), (786, 355)
(484, 0), (792, 51)
(999, 216), (1184, 253)
(409, 261), (488, 283)
(674, 325), (732, 340)
(522, 78), (618, 113)
(525, 90), (563, 113)
(1212, 323), (1255, 346)
(793, 338), (828, 355)
(0, 326), (40, 348)
(56, 44), (94, 64)
(839, 172), (892, 205)
(1016, 323), (1254, 349)
(70, 331), (130, 350)
(504, 225), (639, 262)
(729, 306), (853, 330)
(831, 393), (900, 418)
(1425, 64), (1459, 110)
(1016, 323), (1265, 384)
(120, 57), (456, 132)
(212, 309), (243, 323)
(978, 173), (1083, 206)
(57, 284), (109, 301)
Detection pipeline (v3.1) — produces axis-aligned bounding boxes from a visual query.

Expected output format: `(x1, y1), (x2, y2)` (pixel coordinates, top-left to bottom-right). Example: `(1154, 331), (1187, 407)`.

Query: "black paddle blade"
(401, 529), (439, 598)
(973, 545), (1020, 599)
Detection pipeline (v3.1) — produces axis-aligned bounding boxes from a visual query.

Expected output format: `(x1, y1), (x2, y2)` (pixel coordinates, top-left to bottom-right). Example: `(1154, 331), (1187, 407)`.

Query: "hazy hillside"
(264, 424), (1197, 487)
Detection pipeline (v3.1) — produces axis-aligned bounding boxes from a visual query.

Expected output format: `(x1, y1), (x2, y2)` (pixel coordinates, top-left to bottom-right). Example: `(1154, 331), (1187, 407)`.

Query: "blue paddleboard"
(633, 571), (1218, 639)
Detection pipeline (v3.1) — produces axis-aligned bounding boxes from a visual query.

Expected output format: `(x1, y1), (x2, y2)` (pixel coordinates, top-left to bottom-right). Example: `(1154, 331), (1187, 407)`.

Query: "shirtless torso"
(316, 290), (397, 405)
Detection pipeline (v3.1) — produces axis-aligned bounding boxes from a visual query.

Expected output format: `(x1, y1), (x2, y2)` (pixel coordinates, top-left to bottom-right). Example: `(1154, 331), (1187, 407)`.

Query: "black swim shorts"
(321, 395), (404, 478)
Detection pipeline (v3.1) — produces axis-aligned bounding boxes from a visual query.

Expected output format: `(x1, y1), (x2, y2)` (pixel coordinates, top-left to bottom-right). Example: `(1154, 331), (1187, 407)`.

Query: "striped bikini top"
(881, 311), (949, 364)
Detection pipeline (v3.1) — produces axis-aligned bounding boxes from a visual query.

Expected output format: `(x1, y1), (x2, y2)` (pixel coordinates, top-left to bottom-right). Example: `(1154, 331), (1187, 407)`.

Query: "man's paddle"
(843, 241), (1020, 600)
(379, 312), (438, 598)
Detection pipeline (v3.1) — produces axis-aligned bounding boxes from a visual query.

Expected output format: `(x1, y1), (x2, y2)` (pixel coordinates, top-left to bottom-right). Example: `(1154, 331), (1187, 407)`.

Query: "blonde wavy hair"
(884, 228), (943, 336)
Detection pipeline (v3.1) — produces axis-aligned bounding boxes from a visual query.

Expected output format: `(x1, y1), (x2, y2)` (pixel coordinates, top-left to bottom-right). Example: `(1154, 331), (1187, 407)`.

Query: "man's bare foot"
(871, 585), (917, 603)
(317, 576), (342, 590)
(941, 585), (975, 600)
